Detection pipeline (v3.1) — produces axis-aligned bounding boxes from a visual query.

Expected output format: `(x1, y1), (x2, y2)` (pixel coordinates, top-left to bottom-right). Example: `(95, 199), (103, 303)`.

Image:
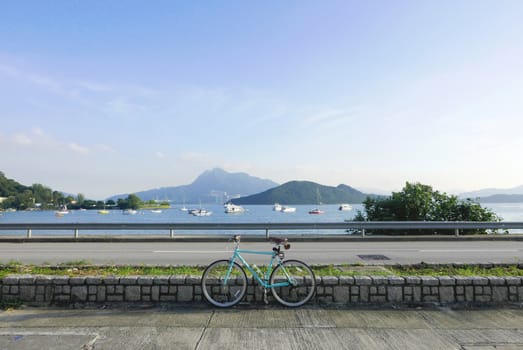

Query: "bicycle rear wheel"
(201, 259), (247, 307)
(270, 259), (316, 307)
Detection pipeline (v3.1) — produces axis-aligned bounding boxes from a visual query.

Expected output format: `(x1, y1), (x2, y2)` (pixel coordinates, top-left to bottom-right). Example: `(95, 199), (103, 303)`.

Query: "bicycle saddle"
(269, 237), (290, 250)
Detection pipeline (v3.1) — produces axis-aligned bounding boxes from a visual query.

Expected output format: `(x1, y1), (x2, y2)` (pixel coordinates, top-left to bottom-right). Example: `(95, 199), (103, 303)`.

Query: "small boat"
(308, 208), (324, 214)
(55, 205), (69, 216)
(309, 188), (324, 214)
(150, 209), (162, 214)
(224, 203), (245, 214)
(98, 209), (110, 215)
(180, 206), (188, 212)
(339, 204), (352, 211)
(281, 206), (296, 213)
(273, 203), (283, 212)
(191, 209), (212, 216)
(123, 209), (137, 215)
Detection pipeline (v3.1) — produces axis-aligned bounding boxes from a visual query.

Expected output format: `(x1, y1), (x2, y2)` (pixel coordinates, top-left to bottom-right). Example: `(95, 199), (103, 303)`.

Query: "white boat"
(281, 206), (296, 213)
(273, 203), (283, 211)
(180, 206), (188, 212)
(123, 209), (137, 215)
(224, 203), (245, 214)
(55, 205), (69, 216)
(150, 209), (162, 214)
(339, 204), (352, 211)
(309, 188), (324, 214)
(191, 209), (212, 216)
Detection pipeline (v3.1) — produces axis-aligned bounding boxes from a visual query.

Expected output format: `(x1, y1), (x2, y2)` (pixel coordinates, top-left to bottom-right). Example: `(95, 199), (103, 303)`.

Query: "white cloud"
(93, 144), (118, 154)
(12, 133), (32, 145)
(155, 151), (165, 159)
(68, 143), (90, 155)
(300, 107), (356, 130)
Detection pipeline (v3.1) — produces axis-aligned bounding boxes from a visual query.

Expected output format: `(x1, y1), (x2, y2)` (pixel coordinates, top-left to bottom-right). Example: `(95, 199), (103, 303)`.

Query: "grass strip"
(0, 261), (521, 278)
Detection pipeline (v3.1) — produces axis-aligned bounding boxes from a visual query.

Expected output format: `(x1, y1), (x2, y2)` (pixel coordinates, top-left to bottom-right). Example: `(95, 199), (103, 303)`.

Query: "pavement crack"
(194, 310), (214, 350)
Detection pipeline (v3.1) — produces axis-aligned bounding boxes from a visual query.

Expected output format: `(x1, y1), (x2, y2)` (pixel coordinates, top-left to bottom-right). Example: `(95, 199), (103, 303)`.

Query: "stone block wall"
(2, 275), (522, 306)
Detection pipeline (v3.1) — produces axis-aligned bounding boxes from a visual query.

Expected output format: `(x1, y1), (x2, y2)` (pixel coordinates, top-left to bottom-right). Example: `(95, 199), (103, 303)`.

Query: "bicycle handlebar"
(230, 235), (290, 250)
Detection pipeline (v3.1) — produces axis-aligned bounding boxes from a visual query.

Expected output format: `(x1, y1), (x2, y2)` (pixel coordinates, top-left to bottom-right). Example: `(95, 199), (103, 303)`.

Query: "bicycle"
(201, 235), (316, 308)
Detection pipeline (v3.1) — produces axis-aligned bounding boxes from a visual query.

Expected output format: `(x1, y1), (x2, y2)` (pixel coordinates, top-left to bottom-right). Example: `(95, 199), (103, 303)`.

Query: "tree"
(126, 194), (142, 210)
(117, 195), (142, 210)
(354, 182), (499, 235)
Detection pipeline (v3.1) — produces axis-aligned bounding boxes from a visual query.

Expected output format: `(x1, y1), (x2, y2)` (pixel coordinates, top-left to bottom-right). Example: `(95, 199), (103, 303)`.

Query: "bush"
(354, 182), (500, 235)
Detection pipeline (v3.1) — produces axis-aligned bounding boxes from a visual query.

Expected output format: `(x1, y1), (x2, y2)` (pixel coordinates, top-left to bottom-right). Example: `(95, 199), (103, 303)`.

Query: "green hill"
(0, 172), (29, 197)
(230, 181), (375, 205)
(0, 172), (85, 210)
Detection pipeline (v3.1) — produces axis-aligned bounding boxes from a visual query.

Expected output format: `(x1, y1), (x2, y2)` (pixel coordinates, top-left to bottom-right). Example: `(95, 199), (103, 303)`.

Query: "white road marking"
(154, 250), (227, 253)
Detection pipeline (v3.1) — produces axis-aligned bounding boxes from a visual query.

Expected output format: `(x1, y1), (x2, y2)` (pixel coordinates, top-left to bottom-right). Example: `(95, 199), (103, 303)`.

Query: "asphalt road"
(1, 240), (522, 265)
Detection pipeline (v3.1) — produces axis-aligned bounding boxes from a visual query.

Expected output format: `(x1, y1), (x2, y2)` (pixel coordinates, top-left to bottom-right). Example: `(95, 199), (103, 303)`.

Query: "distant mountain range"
(5, 167), (523, 205)
(230, 181), (380, 205)
(459, 185), (523, 203)
(107, 168), (279, 204)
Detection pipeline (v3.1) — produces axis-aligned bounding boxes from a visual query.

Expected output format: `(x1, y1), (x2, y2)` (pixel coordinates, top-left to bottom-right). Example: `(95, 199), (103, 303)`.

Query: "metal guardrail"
(0, 221), (522, 239)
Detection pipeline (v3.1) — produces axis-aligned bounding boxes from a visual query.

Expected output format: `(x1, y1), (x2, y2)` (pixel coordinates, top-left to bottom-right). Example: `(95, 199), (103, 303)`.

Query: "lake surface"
(1, 203), (522, 236)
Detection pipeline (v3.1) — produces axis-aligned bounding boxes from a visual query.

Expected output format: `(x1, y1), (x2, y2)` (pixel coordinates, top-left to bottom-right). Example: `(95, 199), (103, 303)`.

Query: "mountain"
(229, 181), (378, 205)
(473, 194), (523, 203)
(107, 168), (279, 204)
(459, 185), (523, 201)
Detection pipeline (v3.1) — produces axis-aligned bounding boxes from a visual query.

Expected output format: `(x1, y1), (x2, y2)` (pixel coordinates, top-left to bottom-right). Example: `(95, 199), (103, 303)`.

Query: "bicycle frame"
(225, 245), (291, 289)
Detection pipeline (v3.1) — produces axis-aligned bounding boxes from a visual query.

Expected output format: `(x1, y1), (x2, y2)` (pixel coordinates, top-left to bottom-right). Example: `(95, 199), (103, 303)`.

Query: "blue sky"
(1, 0), (522, 199)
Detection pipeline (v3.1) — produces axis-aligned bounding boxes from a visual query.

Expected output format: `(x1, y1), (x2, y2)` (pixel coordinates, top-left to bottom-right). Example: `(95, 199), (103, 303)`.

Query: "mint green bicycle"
(201, 235), (316, 307)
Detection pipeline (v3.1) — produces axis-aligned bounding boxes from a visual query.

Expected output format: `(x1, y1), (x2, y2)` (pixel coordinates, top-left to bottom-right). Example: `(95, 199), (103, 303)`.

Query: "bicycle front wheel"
(201, 259), (247, 308)
(270, 259), (316, 307)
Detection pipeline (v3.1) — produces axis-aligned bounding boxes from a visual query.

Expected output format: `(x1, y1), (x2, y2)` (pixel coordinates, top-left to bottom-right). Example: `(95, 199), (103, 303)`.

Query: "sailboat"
(309, 188), (325, 214)
(55, 205), (69, 216)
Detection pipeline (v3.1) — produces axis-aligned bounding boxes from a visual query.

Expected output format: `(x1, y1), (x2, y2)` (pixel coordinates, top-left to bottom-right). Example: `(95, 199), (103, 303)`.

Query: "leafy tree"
(15, 190), (35, 210)
(117, 195), (142, 210)
(354, 182), (499, 235)
(126, 194), (142, 210)
(77, 193), (85, 205)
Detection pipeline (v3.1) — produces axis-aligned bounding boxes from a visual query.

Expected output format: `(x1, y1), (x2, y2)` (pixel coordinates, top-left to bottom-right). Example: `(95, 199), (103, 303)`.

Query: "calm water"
(1, 203), (522, 236)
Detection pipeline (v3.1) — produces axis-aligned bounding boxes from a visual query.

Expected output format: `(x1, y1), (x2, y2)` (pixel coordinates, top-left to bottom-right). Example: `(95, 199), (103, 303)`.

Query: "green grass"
(0, 263), (204, 278)
(0, 262), (521, 278)
(390, 264), (523, 277)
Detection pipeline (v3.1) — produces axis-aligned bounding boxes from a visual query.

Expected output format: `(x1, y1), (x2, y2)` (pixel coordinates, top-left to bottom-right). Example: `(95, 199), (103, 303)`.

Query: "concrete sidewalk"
(1, 305), (523, 349)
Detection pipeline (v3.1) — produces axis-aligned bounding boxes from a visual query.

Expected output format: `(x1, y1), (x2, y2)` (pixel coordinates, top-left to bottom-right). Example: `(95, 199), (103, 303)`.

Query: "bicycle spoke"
(201, 260), (247, 308)
(270, 260), (316, 307)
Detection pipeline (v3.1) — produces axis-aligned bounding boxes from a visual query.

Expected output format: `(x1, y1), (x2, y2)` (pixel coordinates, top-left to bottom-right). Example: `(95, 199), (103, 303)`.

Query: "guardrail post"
(362, 229), (365, 238)
(170, 229), (174, 239)
(265, 229), (270, 239)
(27, 229), (32, 238)
(455, 228), (459, 237)
(74, 229), (79, 239)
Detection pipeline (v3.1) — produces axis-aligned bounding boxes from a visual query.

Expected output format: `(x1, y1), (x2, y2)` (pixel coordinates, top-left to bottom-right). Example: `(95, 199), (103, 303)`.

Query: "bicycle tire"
(201, 259), (247, 308)
(269, 259), (316, 307)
